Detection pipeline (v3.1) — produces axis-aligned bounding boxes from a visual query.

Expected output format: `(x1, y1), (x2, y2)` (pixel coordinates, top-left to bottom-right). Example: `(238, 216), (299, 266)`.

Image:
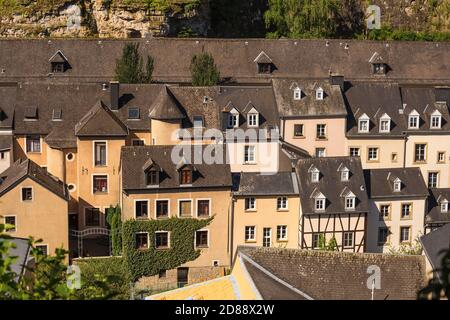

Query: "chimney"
(110, 81), (119, 110)
(329, 74), (345, 91)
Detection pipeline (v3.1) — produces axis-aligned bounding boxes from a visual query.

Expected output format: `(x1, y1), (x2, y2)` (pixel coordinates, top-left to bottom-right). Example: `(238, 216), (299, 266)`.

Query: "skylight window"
(52, 108), (62, 121)
(128, 107), (140, 120)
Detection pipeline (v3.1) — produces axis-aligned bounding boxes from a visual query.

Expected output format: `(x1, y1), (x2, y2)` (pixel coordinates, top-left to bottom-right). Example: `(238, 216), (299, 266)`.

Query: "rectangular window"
(155, 232), (169, 249)
(52, 62), (64, 73)
(391, 152), (398, 162)
(93, 175), (108, 194)
(245, 197), (256, 211)
(359, 120), (369, 132)
(180, 169), (192, 185)
(349, 147), (360, 157)
(85, 208), (100, 227)
(408, 116), (419, 129)
(431, 115), (441, 129)
(343, 232), (354, 248)
(156, 200), (169, 218)
(135, 200), (148, 219)
(277, 225), (287, 241)
(228, 114), (239, 128)
(401, 203), (412, 219)
(262, 228), (271, 248)
(316, 124), (326, 139)
(368, 147), (379, 161)
(379, 120), (390, 132)
(132, 139), (145, 146)
(277, 197), (288, 210)
(428, 172), (439, 188)
(245, 226), (256, 242)
(5, 216), (16, 232)
(21, 187), (33, 201)
(315, 198), (325, 211)
(36, 245), (48, 256)
(345, 197), (355, 210)
(379, 205), (390, 221)
(315, 148), (326, 158)
(248, 114), (258, 127)
(438, 152), (446, 163)
(128, 107), (140, 119)
(146, 170), (158, 186)
(94, 142), (107, 166)
(312, 233), (323, 249)
(294, 124), (304, 137)
(195, 230), (209, 248)
(244, 145), (256, 163)
(197, 200), (210, 217)
(258, 63), (271, 74)
(26, 135), (41, 153)
(135, 233), (148, 250)
(179, 200), (192, 217)
(414, 144), (426, 162)
(0, 152), (4, 160)
(400, 226), (411, 243)
(378, 227), (389, 245)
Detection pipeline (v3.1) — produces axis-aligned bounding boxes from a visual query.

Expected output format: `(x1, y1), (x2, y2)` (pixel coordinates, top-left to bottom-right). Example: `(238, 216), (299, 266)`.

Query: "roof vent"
(326, 41), (330, 46)
(245, 41), (249, 46)
(344, 43), (349, 50)
(1, 69), (5, 74)
(102, 83), (108, 91)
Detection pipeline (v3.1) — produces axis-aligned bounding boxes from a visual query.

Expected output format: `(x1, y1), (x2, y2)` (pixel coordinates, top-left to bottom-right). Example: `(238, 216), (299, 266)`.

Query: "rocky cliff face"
(0, 0), (209, 38)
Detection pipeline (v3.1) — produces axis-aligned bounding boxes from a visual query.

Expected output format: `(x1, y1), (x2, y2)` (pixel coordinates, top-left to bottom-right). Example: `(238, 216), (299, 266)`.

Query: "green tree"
(318, 234), (338, 251)
(190, 52), (220, 86)
(264, 0), (341, 38)
(418, 249), (450, 300)
(115, 43), (154, 83)
(106, 205), (123, 256)
(0, 222), (118, 300)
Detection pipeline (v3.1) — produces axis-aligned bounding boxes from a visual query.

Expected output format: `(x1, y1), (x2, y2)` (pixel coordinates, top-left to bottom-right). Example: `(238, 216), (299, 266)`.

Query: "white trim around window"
(36, 244), (49, 256)
(155, 231), (171, 249)
(154, 199), (170, 219)
(194, 228), (210, 249)
(276, 196), (289, 211)
(196, 198), (212, 218)
(134, 199), (149, 220)
(92, 140), (108, 167)
(20, 186), (34, 202)
(244, 197), (257, 211)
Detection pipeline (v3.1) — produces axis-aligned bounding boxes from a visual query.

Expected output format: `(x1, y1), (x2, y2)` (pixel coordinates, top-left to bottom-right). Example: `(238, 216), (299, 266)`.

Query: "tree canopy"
(190, 52), (220, 86)
(115, 43), (154, 84)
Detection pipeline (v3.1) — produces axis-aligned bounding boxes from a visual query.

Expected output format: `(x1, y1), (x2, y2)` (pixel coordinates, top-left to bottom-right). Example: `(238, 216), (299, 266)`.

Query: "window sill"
(245, 210), (257, 213)
(277, 209), (289, 212)
(196, 245), (209, 249)
(277, 240), (288, 243)
(243, 162), (257, 166)
(26, 152), (42, 154)
(245, 240), (257, 244)
(136, 216), (149, 221)
(293, 136), (305, 139)
(93, 192), (108, 195)
(156, 215), (169, 219)
(137, 247), (149, 251)
(179, 215), (193, 219)
(413, 161), (427, 165)
(315, 137), (328, 141)
(94, 165), (107, 168)
(197, 215), (211, 219)
(400, 217), (412, 221)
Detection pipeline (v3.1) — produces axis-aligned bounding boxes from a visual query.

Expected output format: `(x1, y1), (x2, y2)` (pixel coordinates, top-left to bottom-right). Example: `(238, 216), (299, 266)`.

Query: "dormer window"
(312, 191), (326, 212)
(408, 110), (420, 129)
(24, 106), (38, 120)
(441, 199), (448, 213)
(49, 50), (69, 73)
(52, 108), (62, 121)
(393, 178), (402, 192)
(146, 169), (159, 186)
(316, 88), (324, 100)
(52, 63), (65, 73)
(247, 113), (258, 127)
(180, 168), (192, 185)
(358, 114), (370, 133)
(128, 107), (140, 120)
(345, 195), (356, 210)
(373, 63), (386, 75)
(310, 166), (320, 182)
(228, 109), (239, 128)
(254, 51), (273, 74)
(379, 113), (391, 133)
(341, 168), (350, 182)
(294, 87), (302, 100)
(369, 52), (388, 75)
(430, 110), (442, 129)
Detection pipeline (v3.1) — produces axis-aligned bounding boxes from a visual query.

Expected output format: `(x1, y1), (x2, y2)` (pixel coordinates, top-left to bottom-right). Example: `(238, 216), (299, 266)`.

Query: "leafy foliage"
(122, 217), (212, 281)
(0, 222), (118, 299)
(114, 43), (154, 83)
(417, 249), (450, 300)
(190, 52), (220, 86)
(361, 25), (450, 41)
(106, 205), (123, 256)
(264, 0), (341, 38)
(388, 236), (423, 256)
(317, 234), (338, 251)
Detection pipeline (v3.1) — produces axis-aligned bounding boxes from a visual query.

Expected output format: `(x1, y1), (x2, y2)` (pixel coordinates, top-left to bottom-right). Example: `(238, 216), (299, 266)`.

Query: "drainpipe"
(229, 194), (235, 267)
(402, 133), (408, 168)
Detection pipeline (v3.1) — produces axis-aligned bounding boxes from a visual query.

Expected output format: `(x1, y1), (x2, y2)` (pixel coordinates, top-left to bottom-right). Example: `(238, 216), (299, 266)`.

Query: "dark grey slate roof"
(121, 145), (232, 191)
(149, 87), (185, 120)
(5, 237), (33, 282)
(238, 246), (426, 300)
(0, 159), (69, 201)
(0, 83), (17, 129)
(75, 100), (129, 137)
(0, 39), (449, 83)
(426, 188), (450, 224)
(296, 156), (369, 215)
(345, 82), (405, 137)
(420, 223), (450, 273)
(273, 79), (346, 118)
(365, 168), (428, 199)
(232, 171), (298, 196)
(0, 134), (13, 151)
(401, 86), (450, 134)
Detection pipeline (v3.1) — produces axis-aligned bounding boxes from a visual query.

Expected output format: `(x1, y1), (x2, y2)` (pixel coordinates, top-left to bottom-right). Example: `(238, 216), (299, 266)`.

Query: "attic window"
(146, 169), (159, 186)
(430, 111), (442, 129)
(52, 62), (65, 73)
(310, 167), (320, 183)
(49, 50), (68, 73)
(316, 88), (324, 100)
(341, 168), (350, 181)
(52, 109), (62, 121)
(0, 108), (6, 121)
(345, 195), (356, 210)
(441, 200), (448, 213)
(408, 111), (420, 129)
(228, 112), (239, 128)
(379, 114), (391, 133)
(313, 192), (326, 212)
(358, 114), (370, 133)
(294, 88), (302, 100)
(128, 107), (140, 120)
(247, 113), (259, 127)
(193, 115), (204, 128)
(373, 63), (386, 75)
(254, 51), (273, 74)
(393, 178), (402, 192)
(24, 106), (38, 120)
(180, 168), (192, 185)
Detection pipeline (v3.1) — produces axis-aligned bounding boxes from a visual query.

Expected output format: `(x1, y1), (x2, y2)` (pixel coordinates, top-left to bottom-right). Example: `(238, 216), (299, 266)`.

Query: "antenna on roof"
(386, 172), (391, 180)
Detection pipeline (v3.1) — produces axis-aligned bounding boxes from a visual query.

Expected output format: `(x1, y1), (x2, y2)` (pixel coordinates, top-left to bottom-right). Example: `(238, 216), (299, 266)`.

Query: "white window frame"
(194, 229), (210, 249)
(400, 226), (411, 243)
(244, 145), (256, 164)
(293, 88), (302, 100)
(430, 113), (442, 129)
(93, 140), (107, 167)
(315, 198), (326, 212)
(262, 228), (272, 248)
(276, 197), (288, 211)
(92, 173), (109, 195)
(277, 225), (288, 241)
(343, 232), (354, 248)
(35, 244), (49, 256)
(440, 201), (449, 213)
(368, 147), (379, 161)
(25, 135), (42, 154)
(316, 88), (324, 100)
(379, 118), (391, 133)
(393, 180), (401, 192)
(408, 114), (419, 129)
(196, 198), (211, 218)
(154, 199), (170, 219)
(428, 172), (439, 188)
(245, 197), (256, 211)
(341, 169), (349, 182)
(247, 113), (259, 127)
(135, 232), (149, 250)
(134, 199), (149, 220)
(155, 231), (170, 249)
(358, 115), (370, 133)
(345, 196), (356, 210)
(228, 113), (239, 128)
(245, 226), (256, 242)
(349, 147), (361, 157)
(177, 199), (193, 218)
(311, 170), (320, 183)
(315, 148), (326, 158)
